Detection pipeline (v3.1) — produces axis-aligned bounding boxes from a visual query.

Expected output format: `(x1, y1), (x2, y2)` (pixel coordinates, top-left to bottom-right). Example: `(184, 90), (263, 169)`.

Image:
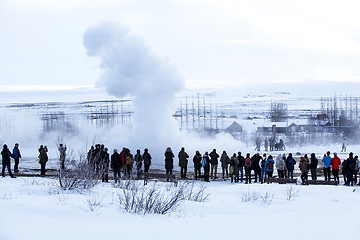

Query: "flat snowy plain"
(0, 177), (359, 240)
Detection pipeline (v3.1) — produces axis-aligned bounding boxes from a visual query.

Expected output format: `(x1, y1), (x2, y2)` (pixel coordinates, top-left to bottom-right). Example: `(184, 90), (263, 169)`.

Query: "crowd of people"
(2, 143), (360, 187)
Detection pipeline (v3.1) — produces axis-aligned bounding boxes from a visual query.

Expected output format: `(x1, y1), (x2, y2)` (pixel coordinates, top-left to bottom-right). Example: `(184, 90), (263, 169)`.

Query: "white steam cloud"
(83, 22), (184, 160)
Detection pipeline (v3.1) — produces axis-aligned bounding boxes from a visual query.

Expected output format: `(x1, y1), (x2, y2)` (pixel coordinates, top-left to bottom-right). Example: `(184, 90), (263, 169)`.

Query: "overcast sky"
(1, 0), (360, 89)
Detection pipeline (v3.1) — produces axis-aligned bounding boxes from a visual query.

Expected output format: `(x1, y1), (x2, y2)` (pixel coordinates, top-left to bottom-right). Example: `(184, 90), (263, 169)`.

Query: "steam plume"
(83, 22), (184, 160)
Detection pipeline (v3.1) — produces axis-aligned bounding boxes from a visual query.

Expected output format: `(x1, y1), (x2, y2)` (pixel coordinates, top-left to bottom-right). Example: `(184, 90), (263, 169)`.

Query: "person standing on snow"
(322, 151), (332, 181)
(265, 155), (275, 178)
(237, 152), (245, 182)
(39, 145), (48, 176)
(286, 153), (296, 179)
(101, 148), (110, 182)
(142, 148), (152, 174)
(276, 154), (286, 178)
(178, 147), (189, 179)
(111, 149), (122, 183)
(2, 144), (16, 178)
(341, 139), (347, 152)
(244, 153), (252, 184)
(309, 153), (318, 180)
(193, 151), (202, 180)
(229, 153), (239, 183)
(58, 143), (67, 170)
(330, 153), (341, 184)
(12, 143), (21, 173)
(346, 152), (356, 186)
(260, 153), (267, 182)
(220, 151), (230, 179)
(135, 149), (143, 179)
(251, 153), (262, 182)
(299, 156), (310, 185)
(165, 147), (175, 180)
(202, 152), (210, 182)
(209, 149), (219, 180)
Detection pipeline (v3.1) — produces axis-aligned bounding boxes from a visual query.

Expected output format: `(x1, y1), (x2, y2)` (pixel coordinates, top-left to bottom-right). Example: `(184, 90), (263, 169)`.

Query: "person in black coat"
(251, 153), (262, 182)
(142, 148), (152, 173)
(346, 152), (356, 186)
(237, 152), (245, 182)
(2, 144), (15, 178)
(165, 147), (174, 176)
(101, 148), (110, 182)
(309, 153), (318, 180)
(111, 149), (122, 183)
(286, 153), (296, 179)
(193, 151), (202, 179)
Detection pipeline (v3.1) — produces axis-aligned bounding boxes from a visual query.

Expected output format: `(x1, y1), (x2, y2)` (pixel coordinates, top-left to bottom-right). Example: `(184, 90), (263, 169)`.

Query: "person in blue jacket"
(322, 151), (332, 181)
(265, 155), (275, 178)
(12, 143), (21, 173)
(286, 153), (296, 179)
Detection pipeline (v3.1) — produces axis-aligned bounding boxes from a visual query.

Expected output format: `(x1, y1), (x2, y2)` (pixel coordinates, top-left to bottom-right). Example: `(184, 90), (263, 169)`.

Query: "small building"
(226, 121), (243, 133)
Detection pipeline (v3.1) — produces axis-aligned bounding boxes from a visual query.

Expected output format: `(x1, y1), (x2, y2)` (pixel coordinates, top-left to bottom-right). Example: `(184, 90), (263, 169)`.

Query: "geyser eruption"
(83, 22), (184, 160)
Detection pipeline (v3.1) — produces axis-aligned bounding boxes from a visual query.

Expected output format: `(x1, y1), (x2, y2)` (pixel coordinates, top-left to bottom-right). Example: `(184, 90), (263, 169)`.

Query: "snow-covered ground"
(0, 177), (359, 240)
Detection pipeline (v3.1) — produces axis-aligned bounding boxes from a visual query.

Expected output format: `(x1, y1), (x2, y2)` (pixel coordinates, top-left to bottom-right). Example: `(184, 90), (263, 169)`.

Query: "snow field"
(0, 177), (359, 240)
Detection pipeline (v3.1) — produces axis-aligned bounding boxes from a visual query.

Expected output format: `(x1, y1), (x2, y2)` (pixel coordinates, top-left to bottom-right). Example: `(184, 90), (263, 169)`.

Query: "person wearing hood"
(178, 147), (189, 179)
(193, 151), (202, 180)
(265, 155), (275, 178)
(286, 153), (296, 179)
(202, 152), (210, 182)
(220, 151), (230, 178)
(276, 154), (286, 178)
(331, 152), (341, 184)
(165, 147), (175, 181)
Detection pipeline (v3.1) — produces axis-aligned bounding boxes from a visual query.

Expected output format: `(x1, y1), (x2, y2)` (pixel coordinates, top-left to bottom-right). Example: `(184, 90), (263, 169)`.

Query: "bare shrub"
(184, 182), (210, 202)
(241, 191), (274, 205)
(86, 195), (104, 212)
(58, 159), (99, 191)
(55, 191), (69, 203)
(286, 186), (299, 201)
(117, 181), (210, 215)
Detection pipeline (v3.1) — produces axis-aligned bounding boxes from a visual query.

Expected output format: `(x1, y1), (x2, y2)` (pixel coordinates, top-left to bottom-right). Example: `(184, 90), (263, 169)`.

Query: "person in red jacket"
(331, 152), (341, 184)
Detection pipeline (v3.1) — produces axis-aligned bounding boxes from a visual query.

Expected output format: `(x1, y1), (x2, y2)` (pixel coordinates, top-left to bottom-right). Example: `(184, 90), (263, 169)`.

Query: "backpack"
(287, 158), (294, 168)
(225, 157), (230, 164)
(201, 157), (207, 167)
(245, 158), (251, 168)
(266, 161), (273, 170)
(126, 156), (132, 166)
(261, 159), (266, 168)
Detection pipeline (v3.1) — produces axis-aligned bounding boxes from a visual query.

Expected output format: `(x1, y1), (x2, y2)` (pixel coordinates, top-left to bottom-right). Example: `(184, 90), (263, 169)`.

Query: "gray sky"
(1, 0), (360, 89)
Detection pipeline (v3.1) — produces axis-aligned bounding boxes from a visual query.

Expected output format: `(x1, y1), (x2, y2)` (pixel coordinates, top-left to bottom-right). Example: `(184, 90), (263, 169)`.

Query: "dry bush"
(116, 180), (210, 215)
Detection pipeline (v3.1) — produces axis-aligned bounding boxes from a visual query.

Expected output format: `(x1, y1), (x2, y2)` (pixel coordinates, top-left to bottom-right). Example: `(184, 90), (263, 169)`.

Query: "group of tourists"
(86, 145), (152, 183)
(163, 148), (360, 186)
(255, 137), (285, 151)
(2, 142), (360, 187)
